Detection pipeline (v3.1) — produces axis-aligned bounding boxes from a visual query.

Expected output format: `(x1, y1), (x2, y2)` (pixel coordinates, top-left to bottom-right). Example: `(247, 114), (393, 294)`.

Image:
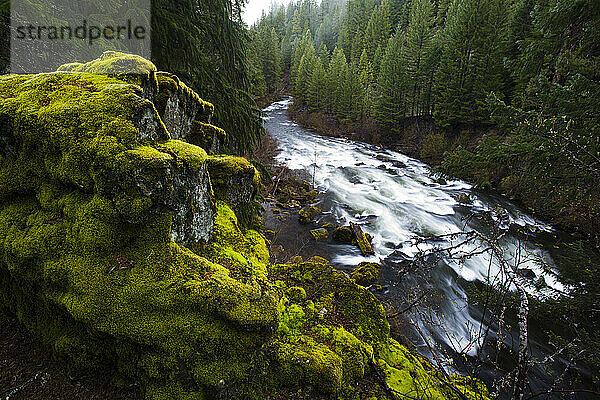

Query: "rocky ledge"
(0, 52), (488, 400)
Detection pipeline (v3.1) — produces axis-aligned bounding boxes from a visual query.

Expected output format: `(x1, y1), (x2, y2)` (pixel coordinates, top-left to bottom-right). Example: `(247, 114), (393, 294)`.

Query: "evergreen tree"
(308, 56), (328, 110)
(372, 42), (386, 78)
(433, 0), (510, 128)
(152, 0), (263, 153)
(294, 36), (317, 104)
(365, 0), (392, 61)
(434, 0), (452, 27)
(402, 0), (435, 116)
(357, 49), (375, 117)
(327, 46), (351, 117)
(291, 29), (314, 84)
(375, 31), (407, 132)
(344, 63), (364, 118)
(255, 25), (282, 93)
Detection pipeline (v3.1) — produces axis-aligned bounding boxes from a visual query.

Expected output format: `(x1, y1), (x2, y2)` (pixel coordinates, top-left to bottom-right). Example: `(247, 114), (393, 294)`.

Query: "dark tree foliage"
(152, 0), (262, 154)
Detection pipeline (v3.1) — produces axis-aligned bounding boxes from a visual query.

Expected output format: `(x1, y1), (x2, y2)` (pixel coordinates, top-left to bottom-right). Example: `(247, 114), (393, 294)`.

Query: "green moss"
(286, 286), (307, 303)
(332, 225), (354, 244)
(267, 336), (344, 394)
(155, 72), (214, 123)
(57, 51), (158, 97)
(377, 339), (488, 399)
(309, 228), (328, 241)
(0, 71), (168, 201)
(351, 222), (375, 256)
(350, 262), (381, 286)
(156, 139), (208, 172)
(208, 201), (269, 274)
(298, 205), (321, 224)
(310, 324), (371, 383)
(57, 51), (156, 76)
(206, 155), (261, 227)
(188, 121), (227, 153)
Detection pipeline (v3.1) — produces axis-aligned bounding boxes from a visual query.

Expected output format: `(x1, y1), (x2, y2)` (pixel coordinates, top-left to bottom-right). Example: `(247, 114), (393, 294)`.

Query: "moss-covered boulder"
(0, 52), (275, 399)
(57, 50), (158, 101)
(0, 52), (489, 400)
(298, 205), (321, 224)
(332, 225), (354, 244)
(350, 262), (381, 286)
(309, 227), (329, 241)
(206, 155), (260, 226)
(154, 72), (215, 144)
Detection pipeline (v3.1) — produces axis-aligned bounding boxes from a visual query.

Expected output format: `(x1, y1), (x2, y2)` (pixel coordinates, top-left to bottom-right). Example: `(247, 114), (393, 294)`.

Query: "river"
(262, 97), (597, 399)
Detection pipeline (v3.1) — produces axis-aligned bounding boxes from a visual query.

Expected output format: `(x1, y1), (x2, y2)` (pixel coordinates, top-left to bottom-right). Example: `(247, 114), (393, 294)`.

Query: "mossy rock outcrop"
(0, 52), (488, 400)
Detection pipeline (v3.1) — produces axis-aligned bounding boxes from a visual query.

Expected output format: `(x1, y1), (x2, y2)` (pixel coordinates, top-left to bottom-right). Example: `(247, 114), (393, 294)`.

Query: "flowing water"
(263, 98), (597, 398)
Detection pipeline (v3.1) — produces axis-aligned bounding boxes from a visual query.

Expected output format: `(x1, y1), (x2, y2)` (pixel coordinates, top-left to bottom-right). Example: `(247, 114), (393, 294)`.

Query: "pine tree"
(291, 29), (314, 85)
(345, 63), (364, 119)
(327, 46), (351, 117)
(401, 0), (435, 116)
(375, 31), (407, 132)
(151, 0), (263, 153)
(372, 42), (386, 78)
(434, 0), (452, 27)
(357, 49), (375, 117)
(259, 26), (282, 93)
(365, 0), (392, 61)
(308, 56), (328, 110)
(433, 0), (510, 128)
(295, 36), (317, 104)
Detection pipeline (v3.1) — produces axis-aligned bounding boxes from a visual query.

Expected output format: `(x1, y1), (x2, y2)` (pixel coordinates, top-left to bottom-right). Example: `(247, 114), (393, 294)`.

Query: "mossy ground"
(0, 52), (489, 400)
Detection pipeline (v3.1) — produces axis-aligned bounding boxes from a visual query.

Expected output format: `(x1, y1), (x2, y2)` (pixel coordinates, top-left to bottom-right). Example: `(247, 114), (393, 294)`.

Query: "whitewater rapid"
(263, 97), (565, 357)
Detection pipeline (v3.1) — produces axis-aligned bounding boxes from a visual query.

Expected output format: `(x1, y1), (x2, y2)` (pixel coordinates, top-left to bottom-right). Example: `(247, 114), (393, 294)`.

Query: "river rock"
(516, 268), (536, 279)
(456, 193), (474, 204)
(332, 226), (354, 244)
(298, 205), (321, 223)
(350, 222), (375, 256)
(350, 262), (381, 286)
(382, 250), (413, 277)
(309, 228), (329, 241)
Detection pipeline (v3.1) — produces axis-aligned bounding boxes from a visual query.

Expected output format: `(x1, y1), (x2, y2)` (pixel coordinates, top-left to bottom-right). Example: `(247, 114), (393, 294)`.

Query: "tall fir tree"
(375, 31), (407, 132)
(357, 49), (375, 117)
(294, 35), (317, 104)
(402, 0), (435, 116)
(364, 0), (392, 61)
(433, 0), (510, 128)
(308, 56), (328, 110)
(327, 46), (351, 117)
